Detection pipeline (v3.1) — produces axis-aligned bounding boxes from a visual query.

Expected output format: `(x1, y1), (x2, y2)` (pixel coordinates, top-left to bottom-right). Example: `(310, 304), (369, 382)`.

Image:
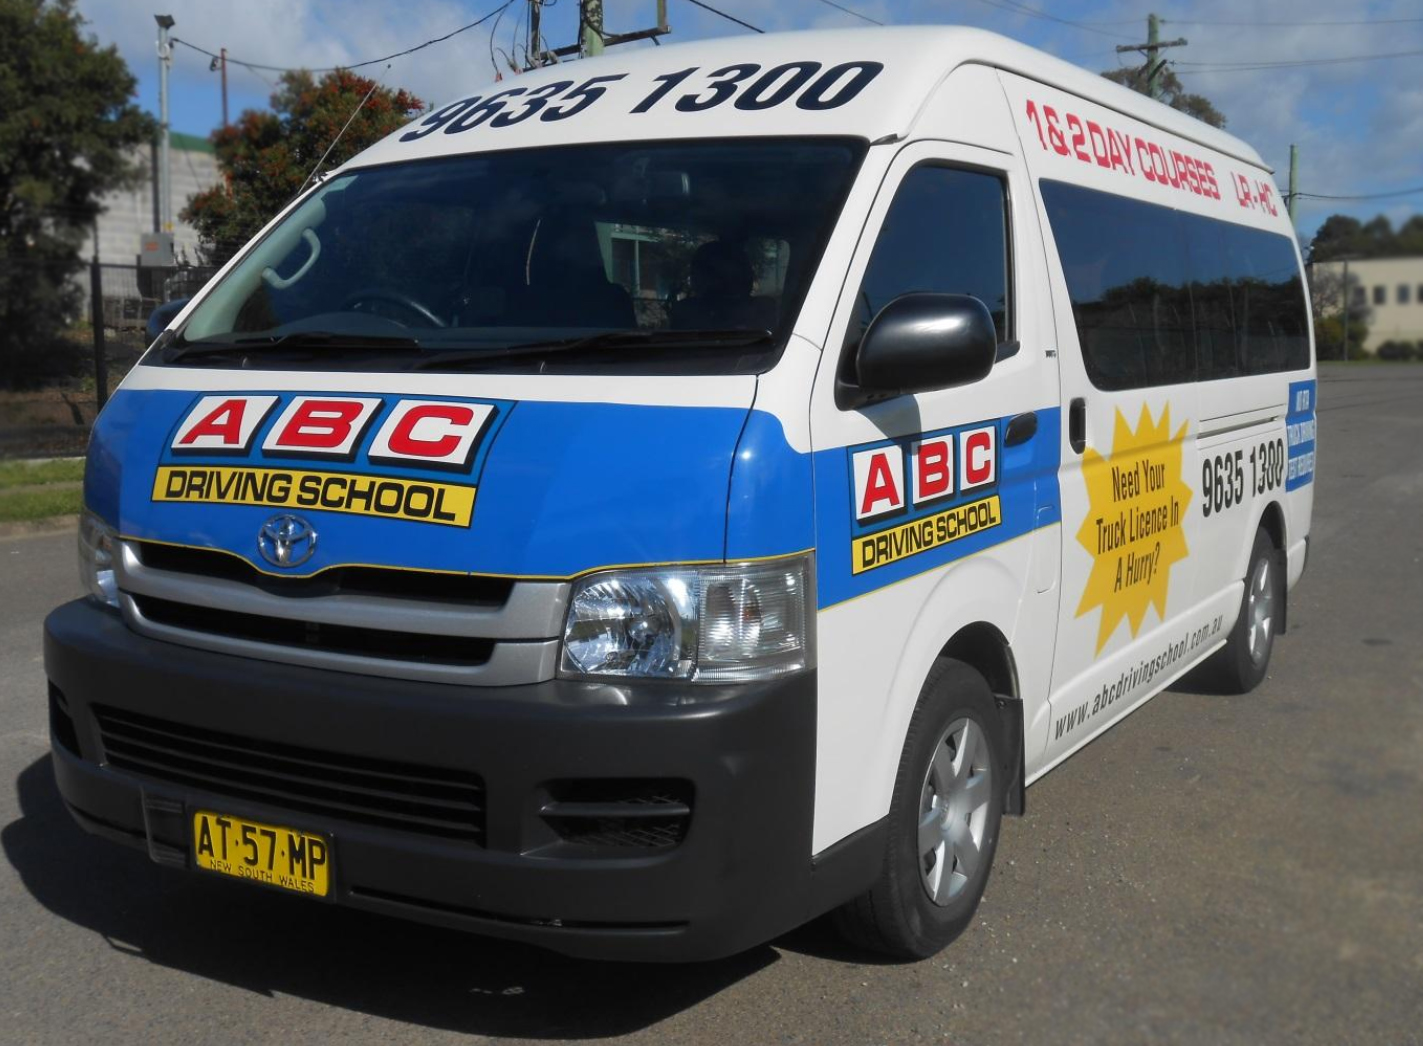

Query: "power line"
(171, 1), (515, 75)
(1163, 15), (1423, 26)
(1295, 185), (1423, 201)
(679, 0), (763, 34)
(967, 0), (1136, 40)
(810, 0), (883, 26)
(1176, 48), (1423, 72)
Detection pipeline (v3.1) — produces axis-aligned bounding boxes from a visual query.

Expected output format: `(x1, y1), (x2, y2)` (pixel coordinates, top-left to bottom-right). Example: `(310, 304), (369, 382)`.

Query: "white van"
(47, 26), (1315, 961)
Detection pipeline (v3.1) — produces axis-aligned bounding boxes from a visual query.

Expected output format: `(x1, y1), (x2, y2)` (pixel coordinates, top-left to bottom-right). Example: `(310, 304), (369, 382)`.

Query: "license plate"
(192, 810), (331, 898)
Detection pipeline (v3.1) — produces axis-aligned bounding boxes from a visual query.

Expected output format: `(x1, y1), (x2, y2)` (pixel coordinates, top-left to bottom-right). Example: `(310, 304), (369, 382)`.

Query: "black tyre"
(834, 658), (1005, 960)
(1204, 527), (1282, 694)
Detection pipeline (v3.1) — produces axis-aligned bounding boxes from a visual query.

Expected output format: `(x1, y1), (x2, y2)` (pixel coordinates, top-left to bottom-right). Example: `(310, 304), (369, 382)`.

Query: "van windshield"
(161, 138), (865, 374)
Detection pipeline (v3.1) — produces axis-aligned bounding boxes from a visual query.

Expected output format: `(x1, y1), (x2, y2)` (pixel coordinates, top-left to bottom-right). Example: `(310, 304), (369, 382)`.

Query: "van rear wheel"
(834, 658), (1005, 960)
(1206, 527), (1281, 694)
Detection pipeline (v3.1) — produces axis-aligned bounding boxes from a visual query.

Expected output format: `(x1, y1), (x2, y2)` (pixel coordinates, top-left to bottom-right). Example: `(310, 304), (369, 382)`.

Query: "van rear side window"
(1040, 180), (1310, 389)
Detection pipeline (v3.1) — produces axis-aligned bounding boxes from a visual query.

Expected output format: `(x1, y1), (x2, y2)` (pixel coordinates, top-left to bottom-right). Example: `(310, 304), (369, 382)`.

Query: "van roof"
(348, 26), (1267, 173)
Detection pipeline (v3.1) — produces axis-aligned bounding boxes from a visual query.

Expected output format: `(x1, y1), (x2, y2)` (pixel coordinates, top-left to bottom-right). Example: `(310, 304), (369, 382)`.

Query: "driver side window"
(846, 165), (1011, 353)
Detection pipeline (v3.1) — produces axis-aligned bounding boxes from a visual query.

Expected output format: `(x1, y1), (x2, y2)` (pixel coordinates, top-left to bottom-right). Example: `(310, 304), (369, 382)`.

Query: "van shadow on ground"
(3, 755), (780, 1039)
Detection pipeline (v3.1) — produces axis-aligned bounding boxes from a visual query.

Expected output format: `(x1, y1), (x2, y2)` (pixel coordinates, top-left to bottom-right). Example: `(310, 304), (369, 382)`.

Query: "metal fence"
(0, 263), (215, 459)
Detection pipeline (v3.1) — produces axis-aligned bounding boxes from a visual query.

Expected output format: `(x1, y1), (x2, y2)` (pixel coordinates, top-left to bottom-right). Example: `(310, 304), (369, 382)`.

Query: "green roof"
(169, 131), (215, 155)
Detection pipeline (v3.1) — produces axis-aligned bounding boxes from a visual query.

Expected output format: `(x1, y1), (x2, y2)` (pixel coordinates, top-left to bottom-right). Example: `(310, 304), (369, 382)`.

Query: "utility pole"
(1341, 257), (1352, 362)
(208, 47), (229, 128)
(527, 1), (543, 65)
(581, 0), (604, 58)
(1115, 13), (1187, 102)
(536, 1), (668, 65)
(154, 14), (175, 233)
(1287, 143), (1299, 225)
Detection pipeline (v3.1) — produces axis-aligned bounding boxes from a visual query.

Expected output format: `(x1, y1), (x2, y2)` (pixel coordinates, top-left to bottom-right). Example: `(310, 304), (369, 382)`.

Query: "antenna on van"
(294, 64), (391, 200)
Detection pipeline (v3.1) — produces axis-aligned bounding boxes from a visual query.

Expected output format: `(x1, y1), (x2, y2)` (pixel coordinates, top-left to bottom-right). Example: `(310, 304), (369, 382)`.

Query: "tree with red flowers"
(184, 70), (423, 266)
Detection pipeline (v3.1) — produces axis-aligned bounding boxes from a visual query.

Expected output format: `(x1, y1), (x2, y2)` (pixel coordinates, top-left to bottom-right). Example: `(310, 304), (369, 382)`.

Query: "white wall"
(78, 140), (221, 267)
(1315, 257), (1423, 353)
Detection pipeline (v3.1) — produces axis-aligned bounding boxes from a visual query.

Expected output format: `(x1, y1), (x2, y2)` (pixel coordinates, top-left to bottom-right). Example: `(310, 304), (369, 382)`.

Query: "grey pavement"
(1, 363), (1420, 1045)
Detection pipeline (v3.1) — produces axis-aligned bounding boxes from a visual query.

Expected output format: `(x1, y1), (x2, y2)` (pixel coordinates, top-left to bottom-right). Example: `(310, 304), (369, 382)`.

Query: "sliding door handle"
(1068, 397), (1087, 455)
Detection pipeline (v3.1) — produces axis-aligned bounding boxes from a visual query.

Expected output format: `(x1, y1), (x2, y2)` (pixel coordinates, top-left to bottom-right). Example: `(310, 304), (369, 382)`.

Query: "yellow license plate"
(192, 810), (331, 898)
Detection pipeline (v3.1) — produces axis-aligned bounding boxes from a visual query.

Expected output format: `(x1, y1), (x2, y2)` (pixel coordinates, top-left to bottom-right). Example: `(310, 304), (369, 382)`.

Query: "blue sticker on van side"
(813, 407), (1061, 608)
(1285, 379), (1316, 491)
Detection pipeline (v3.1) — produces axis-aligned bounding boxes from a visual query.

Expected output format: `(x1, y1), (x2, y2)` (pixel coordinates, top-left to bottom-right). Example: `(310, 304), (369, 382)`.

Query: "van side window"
(847, 166), (1010, 351)
(1040, 179), (1310, 387)
(1212, 221), (1310, 375)
(1038, 181), (1195, 389)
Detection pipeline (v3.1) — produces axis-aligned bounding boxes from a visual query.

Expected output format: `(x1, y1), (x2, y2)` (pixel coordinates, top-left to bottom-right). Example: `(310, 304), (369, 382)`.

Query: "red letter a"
(860, 452), (901, 516)
(179, 399), (246, 446)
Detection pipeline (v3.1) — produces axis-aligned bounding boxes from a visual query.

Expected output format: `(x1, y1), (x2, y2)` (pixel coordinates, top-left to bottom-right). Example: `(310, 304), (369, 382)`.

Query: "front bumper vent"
(540, 779), (693, 852)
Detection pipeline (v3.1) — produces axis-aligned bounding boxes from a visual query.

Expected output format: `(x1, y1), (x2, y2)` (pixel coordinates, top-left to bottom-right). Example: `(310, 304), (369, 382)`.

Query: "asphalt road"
(2, 364), (1420, 1046)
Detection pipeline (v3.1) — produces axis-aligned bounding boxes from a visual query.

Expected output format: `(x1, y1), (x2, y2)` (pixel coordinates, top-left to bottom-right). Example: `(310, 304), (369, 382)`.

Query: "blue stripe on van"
(87, 388), (1062, 593)
(92, 389), (748, 579)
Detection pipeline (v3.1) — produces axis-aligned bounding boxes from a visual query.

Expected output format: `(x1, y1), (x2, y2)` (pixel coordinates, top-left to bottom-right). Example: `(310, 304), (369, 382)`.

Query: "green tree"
(1308, 265), (1368, 360)
(1100, 66), (1227, 129)
(1308, 214), (1364, 262)
(184, 70), (423, 267)
(0, 0), (154, 386)
(1396, 215), (1423, 256)
(1309, 213), (1423, 262)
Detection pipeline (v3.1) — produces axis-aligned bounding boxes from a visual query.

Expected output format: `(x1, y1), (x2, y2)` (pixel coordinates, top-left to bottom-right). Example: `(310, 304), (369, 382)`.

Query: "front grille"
(135, 542), (515, 606)
(131, 594), (495, 667)
(115, 539), (566, 686)
(93, 705), (486, 843)
(541, 779), (693, 851)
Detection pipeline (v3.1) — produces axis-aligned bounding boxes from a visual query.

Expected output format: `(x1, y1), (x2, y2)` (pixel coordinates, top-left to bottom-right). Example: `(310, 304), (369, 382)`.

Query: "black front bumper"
(44, 598), (840, 961)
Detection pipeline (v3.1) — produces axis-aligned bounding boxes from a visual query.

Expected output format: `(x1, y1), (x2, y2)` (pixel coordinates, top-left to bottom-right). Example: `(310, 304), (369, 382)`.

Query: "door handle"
(1005, 411), (1037, 446)
(1069, 397), (1087, 455)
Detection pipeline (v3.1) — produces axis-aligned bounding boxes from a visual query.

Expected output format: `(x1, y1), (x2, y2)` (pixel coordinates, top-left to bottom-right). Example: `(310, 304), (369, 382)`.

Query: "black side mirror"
(146, 297), (190, 345)
(837, 293), (998, 410)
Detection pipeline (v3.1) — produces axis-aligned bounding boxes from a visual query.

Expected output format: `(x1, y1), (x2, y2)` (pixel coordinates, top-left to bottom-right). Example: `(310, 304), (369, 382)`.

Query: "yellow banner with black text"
(151, 466), (475, 527)
(852, 495), (1002, 574)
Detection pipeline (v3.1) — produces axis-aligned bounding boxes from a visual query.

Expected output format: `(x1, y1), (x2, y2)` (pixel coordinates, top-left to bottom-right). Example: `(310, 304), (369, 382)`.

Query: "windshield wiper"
(164, 331), (423, 364)
(408, 328), (774, 371)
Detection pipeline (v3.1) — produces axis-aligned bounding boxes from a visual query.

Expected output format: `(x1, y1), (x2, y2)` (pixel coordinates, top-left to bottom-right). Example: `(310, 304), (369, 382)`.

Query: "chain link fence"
(0, 263), (215, 459)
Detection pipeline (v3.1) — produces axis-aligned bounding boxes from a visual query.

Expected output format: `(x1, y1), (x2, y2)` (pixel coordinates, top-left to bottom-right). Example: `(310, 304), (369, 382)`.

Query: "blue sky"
(80, 0), (1422, 243)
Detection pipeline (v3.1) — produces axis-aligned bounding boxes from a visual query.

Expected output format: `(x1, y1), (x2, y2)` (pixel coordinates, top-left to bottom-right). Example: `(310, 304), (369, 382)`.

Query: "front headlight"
(560, 556), (812, 683)
(78, 510), (119, 608)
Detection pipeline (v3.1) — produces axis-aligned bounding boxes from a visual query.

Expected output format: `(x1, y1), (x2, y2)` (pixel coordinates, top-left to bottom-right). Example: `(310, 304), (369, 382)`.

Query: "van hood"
(85, 380), (759, 579)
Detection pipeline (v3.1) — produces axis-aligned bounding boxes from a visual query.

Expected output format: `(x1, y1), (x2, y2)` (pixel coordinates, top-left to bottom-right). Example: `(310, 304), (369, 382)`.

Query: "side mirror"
(837, 293), (998, 409)
(146, 297), (190, 344)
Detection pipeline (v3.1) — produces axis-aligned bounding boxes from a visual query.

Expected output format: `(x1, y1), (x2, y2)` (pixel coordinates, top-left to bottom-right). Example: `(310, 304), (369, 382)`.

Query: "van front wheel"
(1206, 527), (1282, 694)
(834, 659), (1005, 960)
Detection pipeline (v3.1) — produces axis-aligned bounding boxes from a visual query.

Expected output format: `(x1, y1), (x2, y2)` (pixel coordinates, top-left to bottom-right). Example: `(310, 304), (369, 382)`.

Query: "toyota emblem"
(257, 514), (318, 568)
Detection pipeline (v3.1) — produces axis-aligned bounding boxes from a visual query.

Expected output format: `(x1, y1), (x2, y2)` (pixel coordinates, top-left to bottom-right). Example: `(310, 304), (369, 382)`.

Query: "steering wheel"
(340, 288), (447, 329)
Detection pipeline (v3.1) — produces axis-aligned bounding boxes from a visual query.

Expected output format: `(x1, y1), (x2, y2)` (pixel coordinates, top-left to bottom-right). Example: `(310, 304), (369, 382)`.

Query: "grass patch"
(0, 458), (85, 489)
(0, 485), (82, 522)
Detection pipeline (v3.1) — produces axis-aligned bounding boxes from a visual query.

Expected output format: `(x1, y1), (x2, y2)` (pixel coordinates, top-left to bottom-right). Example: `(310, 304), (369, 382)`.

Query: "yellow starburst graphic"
(1075, 403), (1193, 654)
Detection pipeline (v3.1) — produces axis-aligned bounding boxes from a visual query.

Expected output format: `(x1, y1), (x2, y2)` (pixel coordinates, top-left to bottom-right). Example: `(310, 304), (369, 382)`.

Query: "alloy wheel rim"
(1247, 556), (1275, 666)
(918, 717), (993, 905)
